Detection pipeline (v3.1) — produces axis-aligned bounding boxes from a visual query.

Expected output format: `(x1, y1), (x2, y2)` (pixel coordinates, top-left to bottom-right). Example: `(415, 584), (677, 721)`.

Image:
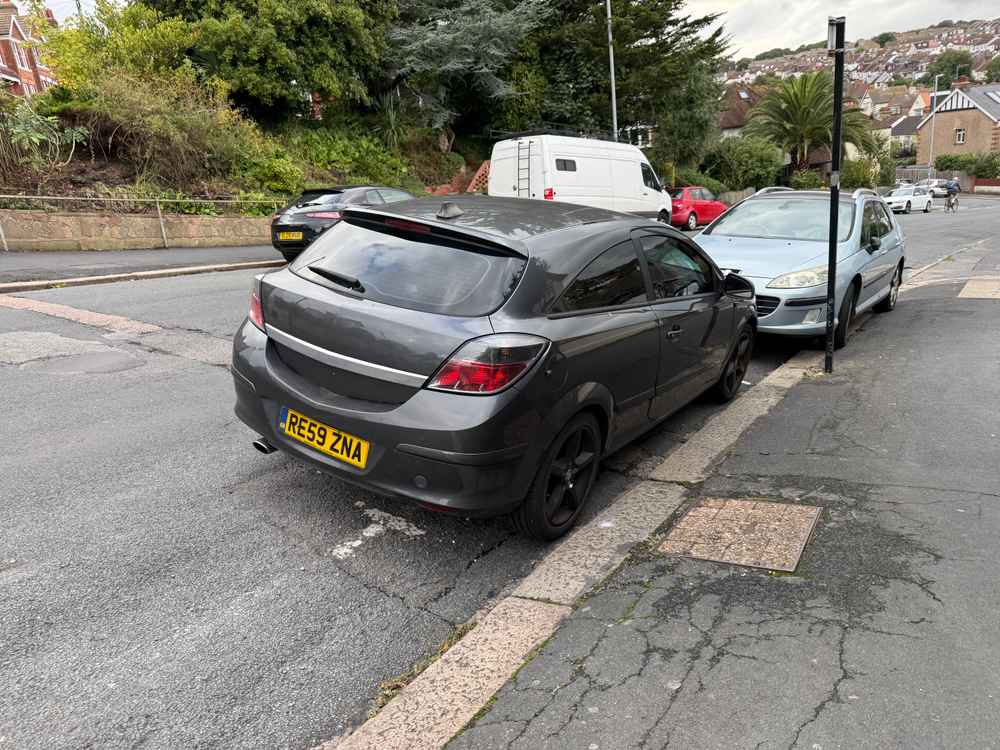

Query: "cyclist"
(945, 175), (960, 212)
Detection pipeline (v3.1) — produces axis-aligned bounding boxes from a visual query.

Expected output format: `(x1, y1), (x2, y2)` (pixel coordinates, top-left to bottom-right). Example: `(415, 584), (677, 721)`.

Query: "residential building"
(915, 83), (1000, 164)
(718, 83), (765, 138)
(890, 115), (921, 153)
(0, 1), (56, 97)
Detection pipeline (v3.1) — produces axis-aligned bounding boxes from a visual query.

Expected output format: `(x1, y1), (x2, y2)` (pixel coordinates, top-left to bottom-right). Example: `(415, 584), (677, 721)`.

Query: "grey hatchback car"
(232, 197), (756, 540)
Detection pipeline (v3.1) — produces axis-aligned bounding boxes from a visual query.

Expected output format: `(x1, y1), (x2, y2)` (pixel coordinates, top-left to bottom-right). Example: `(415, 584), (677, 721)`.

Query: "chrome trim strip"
(265, 324), (428, 387)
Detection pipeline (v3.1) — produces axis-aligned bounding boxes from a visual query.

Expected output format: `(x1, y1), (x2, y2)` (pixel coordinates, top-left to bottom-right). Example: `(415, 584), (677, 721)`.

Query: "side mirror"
(723, 272), (755, 298)
(867, 235), (881, 253)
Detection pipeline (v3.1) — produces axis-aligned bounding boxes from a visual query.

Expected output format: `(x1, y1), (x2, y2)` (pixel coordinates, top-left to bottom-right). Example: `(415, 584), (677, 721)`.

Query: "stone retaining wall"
(0, 209), (270, 251)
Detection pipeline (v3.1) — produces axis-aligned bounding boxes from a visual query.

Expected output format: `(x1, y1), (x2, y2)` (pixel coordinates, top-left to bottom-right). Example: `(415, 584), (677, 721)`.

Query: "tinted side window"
(701, 188), (717, 201)
(379, 189), (412, 203)
(366, 190), (385, 205)
(555, 241), (648, 312)
(876, 203), (894, 236)
(639, 235), (715, 298)
(641, 163), (659, 190)
(555, 158), (577, 172)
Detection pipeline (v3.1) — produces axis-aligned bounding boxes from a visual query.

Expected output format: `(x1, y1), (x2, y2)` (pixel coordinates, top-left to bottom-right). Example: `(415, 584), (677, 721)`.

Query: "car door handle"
(666, 326), (683, 339)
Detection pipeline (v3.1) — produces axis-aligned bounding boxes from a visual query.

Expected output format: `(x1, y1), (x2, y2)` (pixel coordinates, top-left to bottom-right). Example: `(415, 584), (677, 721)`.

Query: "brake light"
(304, 211), (342, 220)
(543, 188), (555, 200)
(428, 334), (548, 394)
(249, 276), (265, 330)
(385, 218), (431, 234)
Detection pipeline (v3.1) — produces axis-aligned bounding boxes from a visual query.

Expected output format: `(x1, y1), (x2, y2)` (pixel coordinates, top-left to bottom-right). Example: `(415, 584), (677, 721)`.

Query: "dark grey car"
(233, 197), (757, 539)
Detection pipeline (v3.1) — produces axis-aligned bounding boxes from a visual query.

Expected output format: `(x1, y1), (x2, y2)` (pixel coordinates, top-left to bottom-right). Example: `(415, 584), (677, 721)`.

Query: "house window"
(555, 159), (577, 172)
(955, 128), (966, 145)
(12, 42), (26, 69)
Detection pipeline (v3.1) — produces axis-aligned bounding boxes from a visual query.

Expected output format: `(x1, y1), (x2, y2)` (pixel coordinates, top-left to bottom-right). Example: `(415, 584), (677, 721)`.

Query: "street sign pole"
(825, 17), (846, 374)
(606, 0), (618, 141)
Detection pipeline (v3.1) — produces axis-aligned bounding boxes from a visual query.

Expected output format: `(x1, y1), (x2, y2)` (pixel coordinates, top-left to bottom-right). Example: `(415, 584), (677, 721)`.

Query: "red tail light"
(249, 276), (265, 330)
(543, 188), (555, 200)
(428, 334), (548, 394)
(304, 211), (342, 220)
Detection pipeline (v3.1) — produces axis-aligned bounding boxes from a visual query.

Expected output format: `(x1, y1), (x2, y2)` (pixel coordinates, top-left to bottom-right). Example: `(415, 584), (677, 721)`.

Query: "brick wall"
(0, 210), (270, 251)
(916, 109), (1000, 164)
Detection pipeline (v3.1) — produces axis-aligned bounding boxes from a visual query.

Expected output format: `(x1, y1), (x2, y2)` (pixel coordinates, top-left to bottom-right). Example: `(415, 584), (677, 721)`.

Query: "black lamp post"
(825, 16), (846, 373)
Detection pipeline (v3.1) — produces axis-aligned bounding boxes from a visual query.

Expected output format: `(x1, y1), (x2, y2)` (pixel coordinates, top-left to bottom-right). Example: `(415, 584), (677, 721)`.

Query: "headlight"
(767, 265), (828, 289)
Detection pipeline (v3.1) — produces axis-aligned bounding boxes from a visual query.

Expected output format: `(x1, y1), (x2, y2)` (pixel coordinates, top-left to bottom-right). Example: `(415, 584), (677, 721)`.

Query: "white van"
(487, 135), (671, 222)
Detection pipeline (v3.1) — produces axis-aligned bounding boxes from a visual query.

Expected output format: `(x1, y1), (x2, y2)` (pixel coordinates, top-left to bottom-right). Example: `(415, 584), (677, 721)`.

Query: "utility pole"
(928, 73), (941, 177)
(605, 0), (618, 141)
(825, 17), (846, 374)
(75, 0), (84, 20)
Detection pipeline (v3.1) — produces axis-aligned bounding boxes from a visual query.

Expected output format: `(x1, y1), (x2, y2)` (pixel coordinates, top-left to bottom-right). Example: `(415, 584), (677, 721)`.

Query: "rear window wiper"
(308, 265), (365, 294)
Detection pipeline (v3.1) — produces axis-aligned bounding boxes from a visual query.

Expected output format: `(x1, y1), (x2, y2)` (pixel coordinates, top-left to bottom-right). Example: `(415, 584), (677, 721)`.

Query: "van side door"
(633, 230), (733, 420)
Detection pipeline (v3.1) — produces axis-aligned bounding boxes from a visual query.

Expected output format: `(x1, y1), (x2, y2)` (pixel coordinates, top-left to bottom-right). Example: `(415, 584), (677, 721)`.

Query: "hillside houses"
(723, 17), (1000, 87)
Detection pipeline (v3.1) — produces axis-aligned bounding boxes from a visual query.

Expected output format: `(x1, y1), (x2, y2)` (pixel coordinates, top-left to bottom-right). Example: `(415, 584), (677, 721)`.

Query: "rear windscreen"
(290, 221), (526, 317)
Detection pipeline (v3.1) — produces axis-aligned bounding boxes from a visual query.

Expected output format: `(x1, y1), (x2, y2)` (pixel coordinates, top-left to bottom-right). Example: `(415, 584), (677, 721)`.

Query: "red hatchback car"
(670, 186), (728, 231)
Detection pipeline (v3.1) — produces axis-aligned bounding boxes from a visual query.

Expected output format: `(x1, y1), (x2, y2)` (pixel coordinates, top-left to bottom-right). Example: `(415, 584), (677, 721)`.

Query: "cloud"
(688, 0), (999, 57)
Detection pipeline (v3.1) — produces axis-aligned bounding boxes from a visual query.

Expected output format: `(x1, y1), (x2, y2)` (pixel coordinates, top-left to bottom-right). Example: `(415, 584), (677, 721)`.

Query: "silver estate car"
(695, 189), (905, 347)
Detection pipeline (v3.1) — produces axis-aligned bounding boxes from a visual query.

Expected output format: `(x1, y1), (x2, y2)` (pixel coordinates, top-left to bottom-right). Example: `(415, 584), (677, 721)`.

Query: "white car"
(916, 179), (948, 198)
(883, 185), (932, 214)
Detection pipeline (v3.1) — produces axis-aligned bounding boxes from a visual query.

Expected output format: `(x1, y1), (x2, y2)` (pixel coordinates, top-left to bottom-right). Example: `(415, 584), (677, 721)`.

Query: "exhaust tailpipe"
(253, 438), (277, 455)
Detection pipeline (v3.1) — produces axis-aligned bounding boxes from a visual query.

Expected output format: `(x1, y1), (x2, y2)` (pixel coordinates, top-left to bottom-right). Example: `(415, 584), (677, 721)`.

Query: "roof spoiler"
(341, 208), (528, 259)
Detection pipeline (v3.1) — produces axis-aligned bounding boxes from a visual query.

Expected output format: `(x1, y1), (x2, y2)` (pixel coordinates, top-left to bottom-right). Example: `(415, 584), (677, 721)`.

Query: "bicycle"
(945, 194), (959, 212)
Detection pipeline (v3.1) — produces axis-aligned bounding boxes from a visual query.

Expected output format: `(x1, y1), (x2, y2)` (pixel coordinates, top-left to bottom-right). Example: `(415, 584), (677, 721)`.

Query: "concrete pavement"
(447, 225), (1000, 749)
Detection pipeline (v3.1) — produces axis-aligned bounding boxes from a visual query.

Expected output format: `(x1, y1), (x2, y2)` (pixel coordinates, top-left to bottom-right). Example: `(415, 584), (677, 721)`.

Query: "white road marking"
(328, 503), (425, 560)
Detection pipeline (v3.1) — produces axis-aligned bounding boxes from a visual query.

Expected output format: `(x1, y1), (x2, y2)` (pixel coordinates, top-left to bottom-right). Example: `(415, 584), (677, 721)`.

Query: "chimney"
(953, 76), (971, 91)
(45, 7), (56, 25)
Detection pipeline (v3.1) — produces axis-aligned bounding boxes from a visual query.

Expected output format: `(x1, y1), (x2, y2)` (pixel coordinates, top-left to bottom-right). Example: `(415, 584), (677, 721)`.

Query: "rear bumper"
(231, 321), (545, 516)
(670, 207), (691, 226)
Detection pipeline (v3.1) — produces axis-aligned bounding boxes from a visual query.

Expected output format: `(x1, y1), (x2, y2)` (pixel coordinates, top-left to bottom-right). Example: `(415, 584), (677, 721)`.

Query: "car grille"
(755, 295), (780, 317)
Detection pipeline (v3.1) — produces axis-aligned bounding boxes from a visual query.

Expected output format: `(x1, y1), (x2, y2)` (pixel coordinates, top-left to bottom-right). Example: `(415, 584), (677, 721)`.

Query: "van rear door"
(611, 157), (644, 214)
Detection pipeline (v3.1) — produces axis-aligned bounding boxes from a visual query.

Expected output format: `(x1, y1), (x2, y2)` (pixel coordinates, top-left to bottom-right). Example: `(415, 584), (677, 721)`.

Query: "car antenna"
(437, 202), (463, 219)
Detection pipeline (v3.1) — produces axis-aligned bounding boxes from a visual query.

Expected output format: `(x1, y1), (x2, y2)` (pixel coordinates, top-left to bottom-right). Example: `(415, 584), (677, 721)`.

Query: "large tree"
(745, 71), (875, 171)
(985, 56), (1000, 84)
(922, 49), (975, 89)
(142, 0), (397, 116)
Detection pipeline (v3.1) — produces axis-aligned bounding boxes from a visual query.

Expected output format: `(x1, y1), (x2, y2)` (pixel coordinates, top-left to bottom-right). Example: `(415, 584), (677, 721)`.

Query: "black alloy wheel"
(714, 326), (754, 401)
(834, 282), (859, 349)
(874, 263), (902, 313)
(515, 413), (601, 541)
(658, 210), (671, 224)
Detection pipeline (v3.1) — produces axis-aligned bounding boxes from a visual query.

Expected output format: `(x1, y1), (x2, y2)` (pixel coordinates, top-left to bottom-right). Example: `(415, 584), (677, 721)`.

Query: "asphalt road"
(1, 197), (997, 749)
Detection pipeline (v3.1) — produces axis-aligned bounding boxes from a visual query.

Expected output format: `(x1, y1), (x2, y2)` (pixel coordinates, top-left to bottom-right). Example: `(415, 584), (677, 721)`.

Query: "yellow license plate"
(278, 231), (303, 241)
(279, 406), (369, 469)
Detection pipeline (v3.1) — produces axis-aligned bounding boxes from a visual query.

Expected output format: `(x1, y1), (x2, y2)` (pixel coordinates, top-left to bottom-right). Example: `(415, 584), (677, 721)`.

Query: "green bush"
(673, 167), (729, 196)
(790, 170), (824, 189)
(839, 159), (874, 190)
(280, 126), (416, 189)
(702, 136), (783, 191)
(931, 152), (1000, 178)
(246, 152), (304, 195)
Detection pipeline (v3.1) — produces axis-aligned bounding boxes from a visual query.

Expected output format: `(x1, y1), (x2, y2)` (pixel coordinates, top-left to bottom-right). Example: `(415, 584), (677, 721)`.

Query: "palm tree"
(745, 71), (875, 171)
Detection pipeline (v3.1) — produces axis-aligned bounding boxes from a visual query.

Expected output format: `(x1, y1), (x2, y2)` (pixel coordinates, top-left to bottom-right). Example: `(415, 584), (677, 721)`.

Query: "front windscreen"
(291, 221), (526, 317)
(703, 197), (855, 242)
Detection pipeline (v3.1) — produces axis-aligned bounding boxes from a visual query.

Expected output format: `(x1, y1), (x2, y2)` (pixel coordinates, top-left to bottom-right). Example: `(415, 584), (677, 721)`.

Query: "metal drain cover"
(660, 498), (820, 572)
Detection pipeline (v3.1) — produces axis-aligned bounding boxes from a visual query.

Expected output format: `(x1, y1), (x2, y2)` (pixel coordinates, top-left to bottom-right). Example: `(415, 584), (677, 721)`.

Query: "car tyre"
(904, 201), (911, 214)
(513, 412), (601, 541)
(874, 263), (902, 313)
(713, 326), (754, 402)
(834, 281), (859, 349)
(686, 213), (698, 231)
(658, 210), (671, 225)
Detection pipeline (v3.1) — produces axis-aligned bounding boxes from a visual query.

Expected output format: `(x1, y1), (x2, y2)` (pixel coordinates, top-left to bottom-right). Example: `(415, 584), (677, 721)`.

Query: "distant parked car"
(670, 186), (728, 230)
(883, 185), (932, 214)
(917, 178), (948, 198)
(695, 189), (905, 348)
(234, 197), (757, 540)
(271, 186), (414, 262)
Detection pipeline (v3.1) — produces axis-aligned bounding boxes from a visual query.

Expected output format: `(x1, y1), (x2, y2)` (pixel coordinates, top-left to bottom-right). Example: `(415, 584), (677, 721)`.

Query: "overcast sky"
(688, 0), (999, 57)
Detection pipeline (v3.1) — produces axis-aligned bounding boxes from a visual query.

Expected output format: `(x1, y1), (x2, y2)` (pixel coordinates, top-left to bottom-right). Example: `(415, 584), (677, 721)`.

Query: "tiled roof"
(0, 8), (15, 36)
(891, 115), (922, 136)
(966, 84), (1000, 122)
